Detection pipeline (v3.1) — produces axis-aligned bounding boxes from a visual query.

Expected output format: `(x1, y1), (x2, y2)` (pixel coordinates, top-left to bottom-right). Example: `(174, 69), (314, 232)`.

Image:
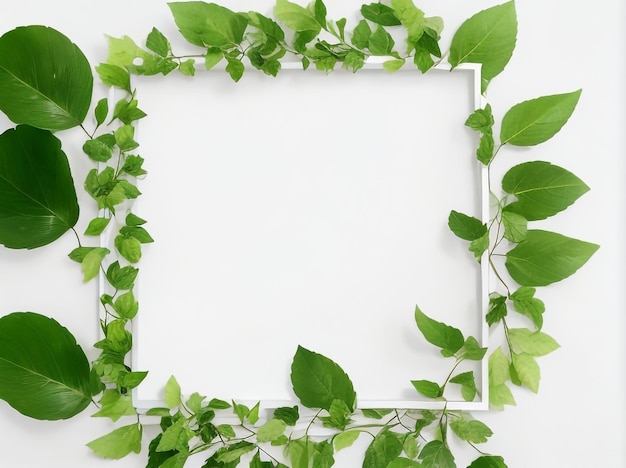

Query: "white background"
(0, 1), (624, 467)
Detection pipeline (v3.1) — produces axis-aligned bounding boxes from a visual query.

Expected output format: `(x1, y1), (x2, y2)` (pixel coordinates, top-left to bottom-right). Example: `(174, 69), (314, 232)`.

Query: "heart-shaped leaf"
(0, 125), (79, 249)
(0, 312), (92, 420)
(0, 26), (92, 130)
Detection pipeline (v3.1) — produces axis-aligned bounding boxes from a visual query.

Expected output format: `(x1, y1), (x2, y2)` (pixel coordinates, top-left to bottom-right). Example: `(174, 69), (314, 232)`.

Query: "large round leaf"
(0, 25), (93, 130)
(0, 312), (92, 420)
(0, 125), (79, 249)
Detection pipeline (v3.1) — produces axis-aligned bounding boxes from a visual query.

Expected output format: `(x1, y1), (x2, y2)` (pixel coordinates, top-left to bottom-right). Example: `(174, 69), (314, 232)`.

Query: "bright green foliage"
(489, 348), (516, 410)
(449, 371), (478, 401)
(450, 416), (493, 444)
(449, 2), (517, 93)
(509, 328), (559, 356)
(164, 375), (182, 408)
(506, 230), (599, 286)
(333, 430), (361, 451)
(414, 306), (464, 355)
(511, 352), (540, 393)
(256, 418), (287, 442)
(0, 312), (92, 420)
(500, 90), (582, 146)
(501, 211), (527, 242)
(468, 455), (508, 468)
(87, 423), (142, 459)
(91, 390), (137, 421)
(418, 440), (455, 468)
(363, 429), (404, 468)
(0, 126), (79, 249)
(465, 105), (495, 164)
(0, 26), (92, 130)
(290, 345), (356, 412)
(411, 379), (443, 399)
(361, 3), (401, 26)
(486, 293), (507, 326)
(510, 287), (545, 329)
(502, 161), (589, 220)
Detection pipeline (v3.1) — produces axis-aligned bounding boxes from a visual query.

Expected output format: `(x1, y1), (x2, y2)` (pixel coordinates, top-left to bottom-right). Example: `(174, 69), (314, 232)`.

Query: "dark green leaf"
(414, 306), (464, 354)
(290, 345), (356, 411)
(418, 440), (455, 468)
(502, 161), (589, 220)
(168, 2), (249, 48)
(457, 336), (487, 361)
(500, 90), (582, 146)
(208, 398), (231, 409)
(0, 26), (92, 130)
(387, 458), (422, 468)
(0, 312), (91, 420)
(106, 261), (139, 290)
(95, 63), (131, 93)
(351, 19), (371, 49)
(449, 371), (477, 401)
(449, 2), (517, 93)
(146, 27), (170, 57)
(448, 210), (487, 241)
(83, 137), (114, 162)
(505, 230), (599, 286)
(120, 226), (154, 243)
(95, 98), (109, 126)
(363, 429), (404, 468)
(361, 3), (401, 26)
(468, 455), (508, 468)
(122, 154), (147, 177)
(216, 441), (255, 463)
(274, 405), (299, 425)
(368, 25), (395, 56)
(486, 293), (507, 326)
(0, 126), (79, 249)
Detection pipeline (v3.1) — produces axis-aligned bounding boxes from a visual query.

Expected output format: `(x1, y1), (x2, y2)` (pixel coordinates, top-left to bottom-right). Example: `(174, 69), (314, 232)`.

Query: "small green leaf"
(87, 423), (142, 459)
(500, 90), (582, 146)
(361, 408), (392, 419)
(489, 347), (510, 386)
(502, 161), (589, 220)
(257, 418), (287, 442)
(84, 217), (111, 236)
(94, 98), (109, 126)
(411, 379), (442, 399)
(274, 405), (299, 425)
(146, 27), (170, 57)
(511, 352), (540, 393)
(390, 0), (426, 44)
(418, 440), (455, 468)
(91, 390), (136, 421)
(449, 1), (517, 93)
(208, 398), (231, 409)
(508, 328), (560, 356)
(290, 345), (356, 412)
(361, 3), (401, 26)
(225, 56), (244, 82)
(505, 230), (599, 286)
(465, 105), (494, 133)
(114, 124), (139, 151)
(114, 291), (139, 319)
(449, 371), (477, 401)
(368, 25), (395, 56)
(501, 211), (527, 243)
(450, 418), (493, 444)
(363, 429), (403, 468)
(510, 287), (545, 330)
(387, 457), (422, 468)
(115, 234), (142, 263)
(333, 430), (361, 451)
(81, 247), (110, 282)
(457, 336), (487, 361)
(178, 59), (195, 76)
(120, 226), (154, 243)
(351, 20), (371, 49)
(468, 455), (508, 468)
(448, 210), (487, 241)
(383, 58), (405, 72)
(486, 293), (507, 326)
(274, 0), (321, 32)
(164, 375), (182, 408)
(106, 261), (139, 290)
(489, 382), (516, 410)
(414, 305), (464, 354)
(95, 63), (131, 93)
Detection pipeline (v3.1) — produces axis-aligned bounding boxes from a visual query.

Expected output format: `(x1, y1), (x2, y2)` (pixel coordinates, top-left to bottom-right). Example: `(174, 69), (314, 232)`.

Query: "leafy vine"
(0, 1), (598, 467)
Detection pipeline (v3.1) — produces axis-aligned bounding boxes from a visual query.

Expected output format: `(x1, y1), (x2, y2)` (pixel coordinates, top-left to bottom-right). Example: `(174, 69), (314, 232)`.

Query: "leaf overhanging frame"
(100, 59), (491, 418)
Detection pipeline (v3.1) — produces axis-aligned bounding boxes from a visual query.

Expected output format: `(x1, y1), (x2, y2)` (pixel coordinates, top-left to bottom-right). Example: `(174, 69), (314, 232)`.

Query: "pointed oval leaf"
(290, 345), (356, 411)
(0, 312), (92, 420)
(414, 305), (464, 353)
(0, 125), (79, 249)
(0, 26), (92, 130)
(449, 2), (517, 93)
(500, 90), (582, 146)
(505, 230), (599, 286)
(87, 423), (142, 459)
(502, 161), (590, 220)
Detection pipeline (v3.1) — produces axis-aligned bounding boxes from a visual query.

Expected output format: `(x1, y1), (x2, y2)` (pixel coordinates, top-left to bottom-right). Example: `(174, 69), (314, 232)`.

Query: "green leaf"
(449, 418), (493, 444)
(510, 287), (545, 330)
(489, 347), (510, 386)
(168, 2), (249, 48)
(486, 293), (507, 326)
(216, 441), (255, 463)
(105, 261), (139, 290)
(95, 63), (131, 93)
(465, 105), (494, 133)
(489, 382), (516, 410)
(500, 90), (582, 146)
(333, 430), (361, 451)
(387, 458), (422, 468)
(87, 423), (142, 459)
(274, 405), (299, 425)
(94, 98), (109, 126)
(368, 25), (395, 55)
(85, 217), (111, 237)
(83, 137), (114, 163)
(351, 20), (371, 49)
(449, 1), (517, 93)
(383, 58), (405, 72)
(505, 230), (599, 286)
(448, 210), (487, 241)
(361, 3), (401, 26)
(114, 124), (139, 151)
(146, 27), (171, 57)
(0, 126), (79, 249)
(418, 440), (455, 468)
(120, 226), (154, 243)
(80, 247), (110, 282)
(511, 352), (540, 393)
(0, 26), (92, 130)
(456, 336), (487, 361)
(390, 0), (426, 44)
(363, 429), (403, 468)
(508, 328), (560, 356)
(468, 455), (508, 468)
(321, 398), (353, 430)
(91, 390), (136, 421)
(208, 398), (231, 409)
(449, 371), (477, 401)
(501, 211), (527, 243)
(114, 291), (139, 320)
(164, 375), (182, 408)
(361, 408), (392, 419)
(411, 379), (442, 399)
(275, 0), (322, 32)
(225, 56), (244, 82)
(414, 305), (464, 354)
(178, 59), (196, 76)
(0, 312), (92, 420)
(290, 345), (356, 411)
(256, 418), (287, 442)
(502, 161), (589, 220)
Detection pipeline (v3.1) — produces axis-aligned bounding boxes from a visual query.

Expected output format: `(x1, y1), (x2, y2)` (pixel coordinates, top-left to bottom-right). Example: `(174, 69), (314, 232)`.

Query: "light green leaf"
(418, 440), (455, 468)
(351, 20), (371, 49)
(489, 382), (516, 410)
(511, 352), (540, 393)
(509, 328), (560, 356)
(383, 58), (405, 72)
(501, 211), (527, 243)
(449, 2), (517, 93)
(168, 2), (249, 48)
(510, 287), (545, 330)
(146, 27), (170, 57)
(114, 124), (139, 151)
(469, 232), (490, 262)
(81, 247), (110, 283)
(368, 25), (395, 56)
(387, 458), (422, 468)
(164, 375), (182, 408)
(257, 418), (287, 442)
(0, 312), (92, 420)
(95, 63), (131, 93)
(333, 430), (361, 451)
(411, 379), (442, 399)
(178, 59), (195, 76)
(450, 418), (493, 444)
(225, 56), (244, 82)
(414, 305), (464, 354)
(489, 347), (510, 386)
(87, 423), (142, 459)
(0, 26), (92, 130)
(505, 230), (599, 286)
(275, 0), (321, 32)
(361, 3), (401, 26)
(0, 126), (79, 249)
(502, 161), (589, 220)
(291, 345), (356, 411)
(91, 390), (136, 421)
(500, 90), (582, 146)
(115, 235), (142, 263)
(114, 291), (139, 319)
(84, 217), (111, 236)
(390, 0), (426, 44)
